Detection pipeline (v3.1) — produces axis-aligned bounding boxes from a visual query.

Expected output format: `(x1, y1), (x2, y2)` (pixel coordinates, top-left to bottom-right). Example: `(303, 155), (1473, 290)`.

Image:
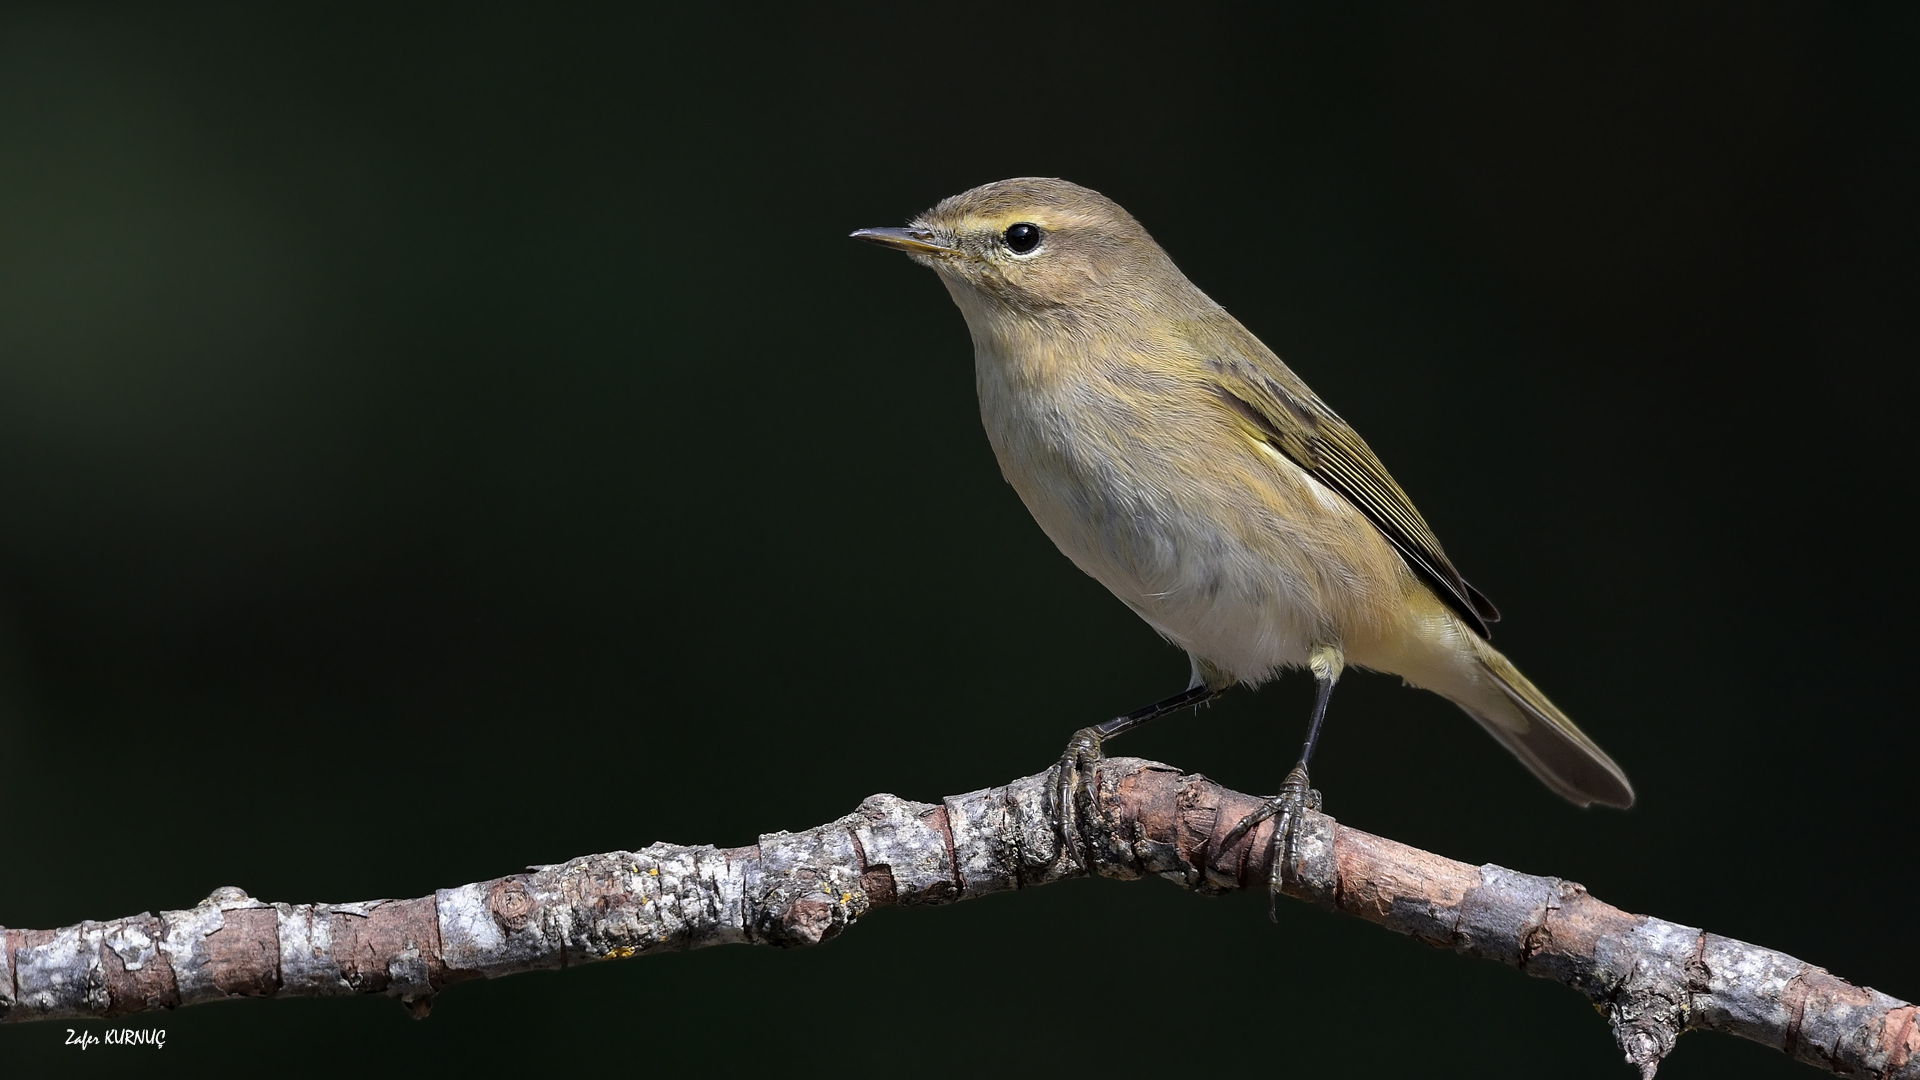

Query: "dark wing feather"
(1205, 353), (1500, 638)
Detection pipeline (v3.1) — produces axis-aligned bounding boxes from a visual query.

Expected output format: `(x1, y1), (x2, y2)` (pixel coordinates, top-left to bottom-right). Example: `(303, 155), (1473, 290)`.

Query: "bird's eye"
(1003, 223), (1042, 254)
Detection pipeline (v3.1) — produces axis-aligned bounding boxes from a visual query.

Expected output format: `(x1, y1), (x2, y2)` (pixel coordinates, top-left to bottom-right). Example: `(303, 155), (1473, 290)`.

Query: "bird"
(850, 177), (1632, 860)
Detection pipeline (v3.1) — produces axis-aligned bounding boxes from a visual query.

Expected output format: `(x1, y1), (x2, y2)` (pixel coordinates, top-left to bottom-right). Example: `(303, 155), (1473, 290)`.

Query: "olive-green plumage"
(854, 177), (1631, 809)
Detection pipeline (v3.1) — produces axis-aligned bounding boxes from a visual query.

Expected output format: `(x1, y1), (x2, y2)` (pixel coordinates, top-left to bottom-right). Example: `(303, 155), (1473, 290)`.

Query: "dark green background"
(3, 3), (1914, 1077)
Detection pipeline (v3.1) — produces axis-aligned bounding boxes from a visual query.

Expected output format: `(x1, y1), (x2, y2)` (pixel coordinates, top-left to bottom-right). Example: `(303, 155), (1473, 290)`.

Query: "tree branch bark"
(3, 757), (1911, 1078)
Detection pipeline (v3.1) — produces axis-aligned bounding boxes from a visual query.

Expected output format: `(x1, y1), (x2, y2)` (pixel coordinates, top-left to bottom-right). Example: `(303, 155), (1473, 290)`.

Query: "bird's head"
(852, 177), (1184, 326)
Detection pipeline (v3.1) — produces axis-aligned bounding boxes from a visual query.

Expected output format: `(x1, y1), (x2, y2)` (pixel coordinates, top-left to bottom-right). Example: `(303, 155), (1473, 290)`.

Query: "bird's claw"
(1053, 726), (1106, 854)
(1218, 761), (1322, 918)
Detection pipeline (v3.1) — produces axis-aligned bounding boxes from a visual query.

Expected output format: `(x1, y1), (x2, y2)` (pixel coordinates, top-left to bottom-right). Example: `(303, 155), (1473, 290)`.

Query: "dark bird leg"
(1221, 645), (1343, 917)
(1055, 682), (1223, 849)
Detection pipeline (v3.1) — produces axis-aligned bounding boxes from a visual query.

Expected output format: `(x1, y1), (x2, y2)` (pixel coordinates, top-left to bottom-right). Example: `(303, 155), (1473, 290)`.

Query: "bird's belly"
(981, 382), (1397, 685)
(1033, 488), (1326, 683)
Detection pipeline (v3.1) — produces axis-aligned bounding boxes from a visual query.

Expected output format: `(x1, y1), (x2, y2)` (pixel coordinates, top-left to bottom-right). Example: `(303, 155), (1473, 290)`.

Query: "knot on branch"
(1608, 990), (1685, 1079)
(1055, 758), (1289, 895)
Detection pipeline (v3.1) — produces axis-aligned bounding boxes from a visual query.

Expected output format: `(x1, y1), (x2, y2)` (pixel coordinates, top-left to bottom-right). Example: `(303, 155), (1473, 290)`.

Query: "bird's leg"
(1215, 674), (1332, 853)
(1220, 644), (1343, 917)
(1054, 680), (1223, 854)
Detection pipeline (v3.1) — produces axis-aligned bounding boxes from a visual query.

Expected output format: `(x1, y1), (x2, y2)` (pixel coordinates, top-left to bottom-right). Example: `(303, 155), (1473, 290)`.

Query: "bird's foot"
(1052, 726), (1107, 855)
(1219, 762), (1322, 920)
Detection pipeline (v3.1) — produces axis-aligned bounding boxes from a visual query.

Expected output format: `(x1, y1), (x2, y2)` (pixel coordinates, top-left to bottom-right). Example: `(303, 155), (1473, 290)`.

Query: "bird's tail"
(1445, 638), (1634, 809)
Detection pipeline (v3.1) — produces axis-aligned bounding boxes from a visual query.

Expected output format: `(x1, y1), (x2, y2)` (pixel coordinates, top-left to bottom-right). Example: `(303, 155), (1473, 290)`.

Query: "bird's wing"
(1202, 348), (1500, 638)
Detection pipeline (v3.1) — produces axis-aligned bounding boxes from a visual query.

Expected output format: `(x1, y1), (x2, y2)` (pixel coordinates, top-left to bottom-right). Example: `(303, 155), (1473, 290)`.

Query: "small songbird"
(852, 178), (1632, 846)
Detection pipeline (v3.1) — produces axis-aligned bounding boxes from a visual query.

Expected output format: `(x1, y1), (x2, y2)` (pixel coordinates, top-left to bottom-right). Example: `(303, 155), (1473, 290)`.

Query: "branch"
(3, 757), (1911, 1077)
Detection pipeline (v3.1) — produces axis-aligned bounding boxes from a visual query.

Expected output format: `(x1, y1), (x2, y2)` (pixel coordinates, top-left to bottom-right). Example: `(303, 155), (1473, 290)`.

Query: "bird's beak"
(849, 226), (953, 255)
